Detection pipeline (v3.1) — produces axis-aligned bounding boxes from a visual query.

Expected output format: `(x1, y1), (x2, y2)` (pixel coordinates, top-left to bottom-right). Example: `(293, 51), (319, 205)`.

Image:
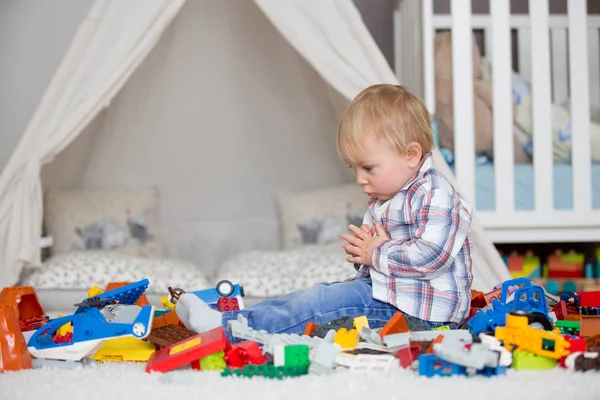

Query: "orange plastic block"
(580, 316), (600, 338)
(0, 304), (32, 373)
(0, 286), (45, 321)
(303, 322), (319, 336)
(470, 290), (487, 309)
(483, 287), (502, 305)
(380, 312), (410, 337)
(104, 282), (150, 306)
(423, 334), (445, 354)
(152, 310), (182, 328)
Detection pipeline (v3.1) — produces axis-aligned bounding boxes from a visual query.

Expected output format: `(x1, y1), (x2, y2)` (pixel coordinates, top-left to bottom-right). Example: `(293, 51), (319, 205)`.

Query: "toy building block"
(336, 353), (395, 372)
(57, 313), (73, 337)
(199, 350), (226, 371)
(88, 285), (104, 298)
(380, 312), (410, 337)
(274, 344), (310, 368)
(311, 316), (354, 338)
(470, 290), (487, 308)
(216, 297), (240, 312)
(334, 328), (358, 349)
(308, 341), (341, 375)
(0, 286), (45, 322)
(105, 282), (150, 306)
(224, 340), (265, 368)
(145, 327), (230, 373)
(303, 321), (319, 336)
(580, 316), (600, 337)
(0, 304), (32, 372)
(144, 324), (198, 349)
(383, 332), (410, 350)
(152, 309), (182, 328)
(353, 316), (369, 333)
(579, 291), (600, 308)
(495, 313), (570, 359)
(409, 329), (472, 343)
(222, 363), (308, 379)
(483, 287), (502, 305)
(396, 346), (416, 368)
(564, 351), (600, 372)
(91, 336), (156, 362)
(512, 350), (557, 370)
(359, 327), (384, 345)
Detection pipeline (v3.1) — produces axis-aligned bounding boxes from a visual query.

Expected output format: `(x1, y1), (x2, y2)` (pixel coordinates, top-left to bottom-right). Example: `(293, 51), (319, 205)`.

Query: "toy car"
(161, 280), (245, 310)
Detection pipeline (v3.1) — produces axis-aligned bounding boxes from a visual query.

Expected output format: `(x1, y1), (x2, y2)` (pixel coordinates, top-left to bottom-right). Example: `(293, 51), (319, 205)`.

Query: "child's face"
(347, 132), (421, 201)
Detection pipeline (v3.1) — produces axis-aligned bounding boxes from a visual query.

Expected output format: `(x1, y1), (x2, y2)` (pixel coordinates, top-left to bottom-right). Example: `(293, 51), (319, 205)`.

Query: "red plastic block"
(224, 340), (266, 368)
(145, 327), (230, 373)
(216, 297), (240, 312)
(579, 292), (600, 308)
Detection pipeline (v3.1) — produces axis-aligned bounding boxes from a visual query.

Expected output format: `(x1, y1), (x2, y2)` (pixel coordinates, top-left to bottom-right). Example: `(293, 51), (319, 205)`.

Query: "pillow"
(276, 183), (368, 250)
(22, 251), (211, 294)
(44, 187), (163, 258)
(215, 243), (355, 298)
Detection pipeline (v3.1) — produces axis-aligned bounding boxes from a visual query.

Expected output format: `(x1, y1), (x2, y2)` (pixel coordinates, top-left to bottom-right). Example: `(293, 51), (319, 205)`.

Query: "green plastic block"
(512, 350), (557, 371)
(199, 350), (226, 371)
(221, 364), (308, 379)
(562, 252), (584, 264)
(284, 345), (310, 368)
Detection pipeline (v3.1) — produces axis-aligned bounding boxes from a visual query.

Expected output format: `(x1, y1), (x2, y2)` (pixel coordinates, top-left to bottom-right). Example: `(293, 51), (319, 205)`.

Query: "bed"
(403, 0), (600, 243)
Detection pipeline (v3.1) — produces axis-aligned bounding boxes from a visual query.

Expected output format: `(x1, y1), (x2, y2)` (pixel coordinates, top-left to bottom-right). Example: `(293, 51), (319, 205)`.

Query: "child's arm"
(370, 187), (472, 280)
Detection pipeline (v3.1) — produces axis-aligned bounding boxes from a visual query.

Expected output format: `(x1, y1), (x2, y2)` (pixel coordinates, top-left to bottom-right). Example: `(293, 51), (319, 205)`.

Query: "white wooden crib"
(397, 0), (600, 244)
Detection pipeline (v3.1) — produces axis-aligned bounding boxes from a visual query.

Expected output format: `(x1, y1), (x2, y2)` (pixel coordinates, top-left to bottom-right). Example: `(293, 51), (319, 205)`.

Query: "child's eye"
(363, 166), (374, 172)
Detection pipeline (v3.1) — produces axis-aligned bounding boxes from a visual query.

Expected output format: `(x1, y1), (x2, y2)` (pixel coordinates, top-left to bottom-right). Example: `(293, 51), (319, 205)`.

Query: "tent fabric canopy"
(0, 0), (509, 290)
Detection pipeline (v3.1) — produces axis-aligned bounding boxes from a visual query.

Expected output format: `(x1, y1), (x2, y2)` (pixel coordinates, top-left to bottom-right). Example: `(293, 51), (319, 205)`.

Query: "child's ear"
(405, 142), (422, 168)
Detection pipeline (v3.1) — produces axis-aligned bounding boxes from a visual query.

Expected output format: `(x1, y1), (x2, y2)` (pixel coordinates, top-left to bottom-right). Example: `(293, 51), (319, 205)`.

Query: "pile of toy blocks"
(2, 277), (600, 378)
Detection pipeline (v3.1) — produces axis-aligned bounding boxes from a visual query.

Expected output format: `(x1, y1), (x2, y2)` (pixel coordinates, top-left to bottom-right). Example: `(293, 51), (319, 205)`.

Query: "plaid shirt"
(354, 153), (473, 323)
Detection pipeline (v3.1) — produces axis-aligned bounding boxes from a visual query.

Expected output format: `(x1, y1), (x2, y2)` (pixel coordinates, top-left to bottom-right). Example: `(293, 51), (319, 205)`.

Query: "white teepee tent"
(0, 0), (510, 290)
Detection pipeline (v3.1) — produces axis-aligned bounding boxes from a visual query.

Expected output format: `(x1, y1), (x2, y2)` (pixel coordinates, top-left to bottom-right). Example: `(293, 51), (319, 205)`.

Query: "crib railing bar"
(529, 0), (553, 212)
(568, 0), (592, 212)
(588, 29), (600, 108)
(451, 0), (475, 203)
(517, 29), (531, 82)
(491, 0), (514, 214)
(551, 29), (569, 104)
(484, 27), (493, 60)
(432, 15), (600, 30)
(422, 0), (435, 114)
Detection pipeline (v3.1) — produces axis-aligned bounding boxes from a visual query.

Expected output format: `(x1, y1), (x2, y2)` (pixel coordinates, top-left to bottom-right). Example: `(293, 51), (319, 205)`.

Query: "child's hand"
(341, 224), (389, 266)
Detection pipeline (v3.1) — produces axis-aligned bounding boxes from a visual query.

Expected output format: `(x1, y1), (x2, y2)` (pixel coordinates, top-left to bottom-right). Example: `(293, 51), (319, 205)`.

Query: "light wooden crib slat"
(422, 0), (435, 113)
(568, 0), (592, 212)
(529, 0), (553, 212)
(588, 29), (600, 108)
(517, 29), (531, 82)
(490, 0), (514, 213)
(451, 0), (475, 202)
(551, 29), (569, 104)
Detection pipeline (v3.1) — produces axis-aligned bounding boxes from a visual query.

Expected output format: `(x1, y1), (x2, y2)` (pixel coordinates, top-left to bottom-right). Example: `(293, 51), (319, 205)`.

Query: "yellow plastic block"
(56, 313), (73, 336)
(88, 285), (103, 298)
(353, 316), (369, 333)
(91, 336), (156, 362)
(334, 328), (358, 349)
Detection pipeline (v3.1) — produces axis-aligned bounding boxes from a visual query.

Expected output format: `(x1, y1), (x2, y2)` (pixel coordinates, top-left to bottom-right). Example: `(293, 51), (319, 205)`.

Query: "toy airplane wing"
(75, 278), (150, 314)
(28, 304), (154, 361)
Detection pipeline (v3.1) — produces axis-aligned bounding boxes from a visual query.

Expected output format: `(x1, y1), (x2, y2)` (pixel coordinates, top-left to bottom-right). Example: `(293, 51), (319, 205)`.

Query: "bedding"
(215, 242), (355, 298)
(473, 163), (600, 211)
(21, 251), (211, 296)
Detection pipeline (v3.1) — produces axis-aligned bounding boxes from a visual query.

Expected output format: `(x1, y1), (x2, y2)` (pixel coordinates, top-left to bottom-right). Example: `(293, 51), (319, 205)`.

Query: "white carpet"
(1, 362), (599, 400)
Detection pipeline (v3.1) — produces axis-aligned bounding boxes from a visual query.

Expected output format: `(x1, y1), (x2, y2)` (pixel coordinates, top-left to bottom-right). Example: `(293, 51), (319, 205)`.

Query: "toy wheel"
(132, 322), (146, 337)
(216, 280), (235, 297)
(528, 312), (553, 331)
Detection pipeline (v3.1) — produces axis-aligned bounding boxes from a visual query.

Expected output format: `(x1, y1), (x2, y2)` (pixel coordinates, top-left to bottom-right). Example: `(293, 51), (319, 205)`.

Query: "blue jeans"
(221, 278), (457, 343)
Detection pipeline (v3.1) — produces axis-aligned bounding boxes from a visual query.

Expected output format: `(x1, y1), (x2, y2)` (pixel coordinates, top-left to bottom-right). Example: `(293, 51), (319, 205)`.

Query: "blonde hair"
(337, 84), (433, 163)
